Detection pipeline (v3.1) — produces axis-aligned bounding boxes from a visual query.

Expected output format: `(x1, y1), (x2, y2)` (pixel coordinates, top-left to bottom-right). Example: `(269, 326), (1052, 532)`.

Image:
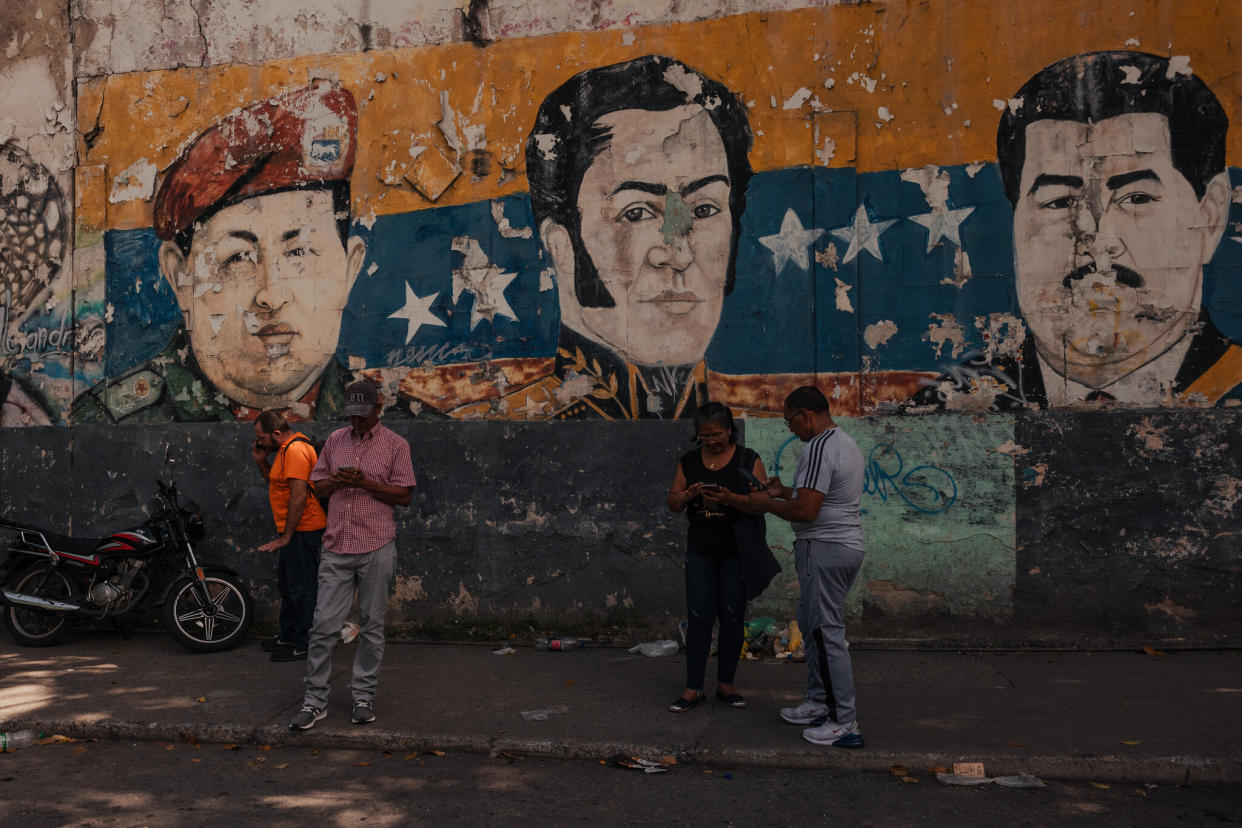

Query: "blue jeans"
(278, 529), (323, 651)
(684, 546), (746, 693)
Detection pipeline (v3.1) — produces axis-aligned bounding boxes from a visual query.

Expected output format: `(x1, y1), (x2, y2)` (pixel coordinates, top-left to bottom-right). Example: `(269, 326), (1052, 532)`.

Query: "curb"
(10, 717), (1240, 784)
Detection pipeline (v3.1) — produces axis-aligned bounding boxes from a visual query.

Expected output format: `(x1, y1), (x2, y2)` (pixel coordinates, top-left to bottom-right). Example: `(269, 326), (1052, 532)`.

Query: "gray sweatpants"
(302, 541), (396, 709)
(795, 538), (864, 725)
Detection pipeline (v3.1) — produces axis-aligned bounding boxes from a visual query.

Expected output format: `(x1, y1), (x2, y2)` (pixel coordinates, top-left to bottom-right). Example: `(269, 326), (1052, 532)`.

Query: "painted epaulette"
(1179, 344), (1242, 406)
(71, 365), (168, 423)
(451, 373), (604, 420)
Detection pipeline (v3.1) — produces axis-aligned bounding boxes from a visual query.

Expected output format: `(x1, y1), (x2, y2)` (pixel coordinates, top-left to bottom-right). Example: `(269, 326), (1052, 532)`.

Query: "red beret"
(153, 82), (358, 241)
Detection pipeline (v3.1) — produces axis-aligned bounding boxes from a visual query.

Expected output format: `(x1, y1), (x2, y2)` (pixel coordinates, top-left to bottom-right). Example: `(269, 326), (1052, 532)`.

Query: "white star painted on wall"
(829, 204), (898, 264)
(451, 236), (519, 330)
(514, 394), (551, 417)
(758, 208), (825, 273)
(387, 282), (446, 344)
(908, 206), (974, 253)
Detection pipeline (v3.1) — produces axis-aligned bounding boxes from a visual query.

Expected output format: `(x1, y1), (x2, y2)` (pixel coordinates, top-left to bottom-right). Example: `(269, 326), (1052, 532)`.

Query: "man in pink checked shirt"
(289, 380), (416, 731)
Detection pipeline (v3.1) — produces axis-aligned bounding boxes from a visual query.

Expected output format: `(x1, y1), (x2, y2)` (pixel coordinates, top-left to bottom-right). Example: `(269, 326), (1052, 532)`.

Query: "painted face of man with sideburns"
(526, 55), (753, 370)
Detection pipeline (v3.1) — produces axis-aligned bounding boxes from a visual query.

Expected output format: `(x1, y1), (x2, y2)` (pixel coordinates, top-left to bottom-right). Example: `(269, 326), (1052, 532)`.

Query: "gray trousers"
(302, 541), (395, 708)
(795, 538), (864, 725)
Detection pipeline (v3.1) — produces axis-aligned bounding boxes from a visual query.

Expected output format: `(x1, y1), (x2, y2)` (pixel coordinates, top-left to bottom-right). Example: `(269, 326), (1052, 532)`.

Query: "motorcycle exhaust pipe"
(2, 590), (81, 612)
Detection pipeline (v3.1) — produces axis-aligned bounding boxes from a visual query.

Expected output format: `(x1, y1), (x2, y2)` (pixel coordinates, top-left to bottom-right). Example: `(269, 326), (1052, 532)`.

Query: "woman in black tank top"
(665, 403), (768, 712)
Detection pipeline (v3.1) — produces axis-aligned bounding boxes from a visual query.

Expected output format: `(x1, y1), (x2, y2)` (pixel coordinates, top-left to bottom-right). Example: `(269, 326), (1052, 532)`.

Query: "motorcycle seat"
(20, 529), (105, 559)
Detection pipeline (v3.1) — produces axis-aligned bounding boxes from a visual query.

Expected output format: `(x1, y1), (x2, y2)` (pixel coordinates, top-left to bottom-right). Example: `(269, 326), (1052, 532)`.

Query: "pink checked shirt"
(310, 423), (416, 555)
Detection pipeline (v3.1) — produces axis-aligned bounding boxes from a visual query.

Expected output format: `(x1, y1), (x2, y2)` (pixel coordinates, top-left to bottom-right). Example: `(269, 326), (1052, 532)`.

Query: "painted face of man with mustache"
(550, 105), (732, 367)
(1013, 112), (1229, 391)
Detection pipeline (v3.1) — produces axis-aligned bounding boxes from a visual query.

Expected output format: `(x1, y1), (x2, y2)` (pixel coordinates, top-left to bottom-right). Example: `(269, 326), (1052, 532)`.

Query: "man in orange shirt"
(252, 409), (327, 661)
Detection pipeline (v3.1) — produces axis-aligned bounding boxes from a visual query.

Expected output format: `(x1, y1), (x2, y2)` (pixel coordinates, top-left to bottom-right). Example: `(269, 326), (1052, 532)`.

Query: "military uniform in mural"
(909, 313), (1242, 411)
(453, 328), (710, 420)
(0, 371), (54, 426)
(71, 327), (352, 423)
(72, 82), (369, 424)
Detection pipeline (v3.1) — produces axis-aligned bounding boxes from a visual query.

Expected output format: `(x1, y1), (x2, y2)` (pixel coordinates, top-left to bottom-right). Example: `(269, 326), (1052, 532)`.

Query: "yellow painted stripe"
(1179, 345), (1242, 406)
(81, 0), (1242, 231)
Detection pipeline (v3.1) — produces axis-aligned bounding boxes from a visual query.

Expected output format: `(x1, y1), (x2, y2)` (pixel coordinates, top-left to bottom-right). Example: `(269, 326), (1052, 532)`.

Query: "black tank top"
(679, 446), (752, 557)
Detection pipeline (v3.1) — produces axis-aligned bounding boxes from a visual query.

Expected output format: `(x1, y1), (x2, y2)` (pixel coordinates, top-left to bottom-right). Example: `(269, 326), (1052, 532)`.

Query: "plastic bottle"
(0, 730), (36, 751)
(536, 636), (583, 651)
(628, 639), (680, 657)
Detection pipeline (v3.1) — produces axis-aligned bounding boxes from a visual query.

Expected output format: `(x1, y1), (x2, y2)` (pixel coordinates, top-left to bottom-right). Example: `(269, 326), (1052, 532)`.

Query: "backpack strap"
(277, 435), (316, 475)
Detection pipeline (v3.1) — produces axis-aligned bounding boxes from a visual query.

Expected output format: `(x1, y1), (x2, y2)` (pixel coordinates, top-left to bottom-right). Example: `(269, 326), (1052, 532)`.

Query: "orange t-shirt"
(269, 433), (327, 533)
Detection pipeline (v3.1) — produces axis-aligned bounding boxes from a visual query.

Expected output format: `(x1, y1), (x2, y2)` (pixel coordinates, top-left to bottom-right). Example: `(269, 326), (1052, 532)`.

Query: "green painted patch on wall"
(744, 415), (1016, 625)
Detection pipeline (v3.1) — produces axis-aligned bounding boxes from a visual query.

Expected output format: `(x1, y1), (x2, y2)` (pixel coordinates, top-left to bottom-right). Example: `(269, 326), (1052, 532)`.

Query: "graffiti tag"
(864, 443), (957, 514)
(769, 436), (958, 515)
(383, 342), (485, 367)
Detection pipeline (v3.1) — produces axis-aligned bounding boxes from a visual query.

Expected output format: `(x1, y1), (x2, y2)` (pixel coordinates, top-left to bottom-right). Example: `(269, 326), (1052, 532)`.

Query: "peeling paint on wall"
(5, 1), (1242, 642)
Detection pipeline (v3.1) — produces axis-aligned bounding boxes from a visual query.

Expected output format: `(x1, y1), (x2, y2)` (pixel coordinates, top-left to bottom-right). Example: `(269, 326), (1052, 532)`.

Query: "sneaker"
(289, 705), (326, 731)
(271, 646), (308, 662)
(802, 719), (864, 748)
(352, 698), (376, 725)
(780, 700), (830, 724)
(260, 635), (289, 653)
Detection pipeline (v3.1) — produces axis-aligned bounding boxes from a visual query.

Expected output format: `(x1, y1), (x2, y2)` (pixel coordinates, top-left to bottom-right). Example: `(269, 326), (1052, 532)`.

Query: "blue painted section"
(103, 229), (180, 374)
(1200, 167), (1242, 336)
(339, 195), (556, 366)
(97, 165), (1242, 379)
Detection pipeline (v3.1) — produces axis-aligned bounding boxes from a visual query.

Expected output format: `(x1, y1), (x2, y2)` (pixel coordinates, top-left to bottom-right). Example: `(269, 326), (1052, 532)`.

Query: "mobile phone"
(737, 467), (764, 491)
(700, 482), (723, 491)
(339, 466), (357, 474)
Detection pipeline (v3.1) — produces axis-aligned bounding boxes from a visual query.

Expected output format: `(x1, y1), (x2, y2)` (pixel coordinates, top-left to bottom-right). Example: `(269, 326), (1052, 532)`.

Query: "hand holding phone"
(737, 466), (766, 492)
(334, 466), (361, 486)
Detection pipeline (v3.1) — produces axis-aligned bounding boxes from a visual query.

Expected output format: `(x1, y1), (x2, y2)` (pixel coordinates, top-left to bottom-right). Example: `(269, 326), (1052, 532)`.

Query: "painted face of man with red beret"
(154, 83), (366, 413)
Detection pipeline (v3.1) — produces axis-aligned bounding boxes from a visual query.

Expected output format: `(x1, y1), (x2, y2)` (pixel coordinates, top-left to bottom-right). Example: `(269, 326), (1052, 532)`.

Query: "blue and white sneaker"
(802, 719), (864, 749)
(780, 700), (830, 724)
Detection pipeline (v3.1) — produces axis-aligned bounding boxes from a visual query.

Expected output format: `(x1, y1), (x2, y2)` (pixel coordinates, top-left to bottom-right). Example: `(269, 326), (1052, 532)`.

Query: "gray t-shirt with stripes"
(791, 426), (865, 548)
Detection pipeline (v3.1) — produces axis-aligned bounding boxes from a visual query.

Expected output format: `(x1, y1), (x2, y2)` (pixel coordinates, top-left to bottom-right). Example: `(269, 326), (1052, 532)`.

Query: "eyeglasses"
(783, 409), (806, 426)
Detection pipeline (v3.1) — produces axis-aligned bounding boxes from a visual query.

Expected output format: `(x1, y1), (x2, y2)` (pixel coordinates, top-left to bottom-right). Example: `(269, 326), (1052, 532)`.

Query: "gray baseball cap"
(343, 381), (379, 417)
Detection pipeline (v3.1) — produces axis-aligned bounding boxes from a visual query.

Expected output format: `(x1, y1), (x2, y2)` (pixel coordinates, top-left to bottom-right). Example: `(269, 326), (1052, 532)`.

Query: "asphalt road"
(2, 737), (1240, 826)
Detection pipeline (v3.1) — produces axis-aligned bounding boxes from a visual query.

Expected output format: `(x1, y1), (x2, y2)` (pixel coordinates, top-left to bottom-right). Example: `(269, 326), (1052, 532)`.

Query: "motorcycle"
(0, 480), (253, 652)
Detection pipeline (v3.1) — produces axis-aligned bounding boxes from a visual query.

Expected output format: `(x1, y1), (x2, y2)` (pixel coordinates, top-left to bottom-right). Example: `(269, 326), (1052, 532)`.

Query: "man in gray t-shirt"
(761, 385), (866, 749)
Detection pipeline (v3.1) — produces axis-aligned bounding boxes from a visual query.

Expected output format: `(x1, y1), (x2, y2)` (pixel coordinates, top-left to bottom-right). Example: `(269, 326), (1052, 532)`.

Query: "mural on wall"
(73, 83), (367, 423)
(454, 55), (752, 420)
(915, 51), (1236, 409)
(57, 7), (1242, 426)
(0, 144), (72, 426)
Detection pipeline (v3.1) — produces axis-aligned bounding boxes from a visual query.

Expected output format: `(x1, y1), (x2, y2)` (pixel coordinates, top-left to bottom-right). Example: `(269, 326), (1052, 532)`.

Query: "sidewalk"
(1, 633), (1238, 783)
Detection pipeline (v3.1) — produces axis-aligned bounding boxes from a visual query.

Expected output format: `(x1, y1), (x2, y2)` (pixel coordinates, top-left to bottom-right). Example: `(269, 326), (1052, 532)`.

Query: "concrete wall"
(3, 0), (1242, 645)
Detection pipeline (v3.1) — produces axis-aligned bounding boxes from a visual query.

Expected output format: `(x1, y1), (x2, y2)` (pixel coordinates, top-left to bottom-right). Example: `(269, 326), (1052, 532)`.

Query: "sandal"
(716, 689), (747, 708)
(668, 693), (705, 712)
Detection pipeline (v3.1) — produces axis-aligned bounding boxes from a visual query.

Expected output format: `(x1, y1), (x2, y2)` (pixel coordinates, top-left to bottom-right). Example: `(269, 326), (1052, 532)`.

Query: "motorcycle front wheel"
(3, 563), (77, 646)
(164, 574), (253, 653)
